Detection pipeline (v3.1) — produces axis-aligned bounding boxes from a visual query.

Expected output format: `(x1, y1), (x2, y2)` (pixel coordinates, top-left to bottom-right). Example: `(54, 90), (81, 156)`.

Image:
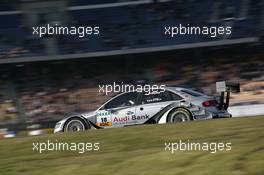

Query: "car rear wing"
(216, 81), (240, 110)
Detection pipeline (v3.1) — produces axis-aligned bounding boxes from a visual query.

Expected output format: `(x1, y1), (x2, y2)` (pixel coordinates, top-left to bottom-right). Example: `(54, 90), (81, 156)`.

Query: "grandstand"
(0, 0), (263, 62)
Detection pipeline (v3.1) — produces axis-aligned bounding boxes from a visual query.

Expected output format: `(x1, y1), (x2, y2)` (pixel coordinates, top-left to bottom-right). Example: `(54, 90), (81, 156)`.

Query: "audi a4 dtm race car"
(54, 82), (240, 133)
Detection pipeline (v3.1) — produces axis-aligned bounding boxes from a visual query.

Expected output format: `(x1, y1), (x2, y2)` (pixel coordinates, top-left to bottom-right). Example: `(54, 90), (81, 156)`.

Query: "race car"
(54, 82), (239, 133)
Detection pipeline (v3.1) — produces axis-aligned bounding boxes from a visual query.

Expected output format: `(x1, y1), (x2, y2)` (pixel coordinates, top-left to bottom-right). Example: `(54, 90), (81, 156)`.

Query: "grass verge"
(0, 116), (263, 175)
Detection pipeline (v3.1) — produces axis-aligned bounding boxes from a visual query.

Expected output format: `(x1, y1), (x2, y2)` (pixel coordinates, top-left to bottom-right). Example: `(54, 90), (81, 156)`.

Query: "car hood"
(81, 111), (97, 119)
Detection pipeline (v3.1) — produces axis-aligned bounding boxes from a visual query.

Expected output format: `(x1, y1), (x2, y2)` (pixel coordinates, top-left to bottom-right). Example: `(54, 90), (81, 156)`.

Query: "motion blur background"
(0, 0), (263, 135)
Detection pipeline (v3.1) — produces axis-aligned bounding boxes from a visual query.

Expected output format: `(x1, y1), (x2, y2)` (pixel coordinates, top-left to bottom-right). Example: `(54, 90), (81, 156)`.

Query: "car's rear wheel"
(167, 108), (192, 123)
(64, 118), (88, 132)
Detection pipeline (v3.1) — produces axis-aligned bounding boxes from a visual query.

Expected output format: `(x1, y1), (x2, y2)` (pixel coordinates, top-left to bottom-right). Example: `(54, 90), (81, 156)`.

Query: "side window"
(167, 91), (183, 100)
(103, 92), (138, 109)
(141, 90), (182, 104)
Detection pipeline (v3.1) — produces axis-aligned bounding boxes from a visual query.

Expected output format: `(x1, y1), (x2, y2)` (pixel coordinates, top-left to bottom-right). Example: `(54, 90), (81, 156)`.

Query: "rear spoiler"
(216, 81), (240, 110)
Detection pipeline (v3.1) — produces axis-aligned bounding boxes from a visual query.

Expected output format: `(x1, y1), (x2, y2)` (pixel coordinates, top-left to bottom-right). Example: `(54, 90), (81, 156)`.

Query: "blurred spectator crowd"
(0, 49), (263, 125)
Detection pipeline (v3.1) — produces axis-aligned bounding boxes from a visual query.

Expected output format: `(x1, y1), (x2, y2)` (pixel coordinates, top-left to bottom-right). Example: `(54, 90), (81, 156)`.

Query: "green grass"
(0, 116), (264, 175)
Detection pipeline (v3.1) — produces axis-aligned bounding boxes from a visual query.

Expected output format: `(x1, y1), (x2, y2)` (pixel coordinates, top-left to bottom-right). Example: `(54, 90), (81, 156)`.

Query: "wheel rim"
(65, 120), (85, 132)
(171, 111), (189, 123)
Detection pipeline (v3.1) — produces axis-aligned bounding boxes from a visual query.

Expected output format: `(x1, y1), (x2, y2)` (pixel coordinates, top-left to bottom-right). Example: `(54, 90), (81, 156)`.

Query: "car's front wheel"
(167, 108), (192, 123)
(64, 118), (89, 132)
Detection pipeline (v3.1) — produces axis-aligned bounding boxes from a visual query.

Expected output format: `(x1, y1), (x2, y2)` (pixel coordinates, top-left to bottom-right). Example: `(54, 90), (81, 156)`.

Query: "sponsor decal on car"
(96, 114), (112, 127)
(113, 116), (130, 122)
(112, 115), (149, 125)
(97, 111), (112, 116)
(131, 115), (149, 120)
(96, 122), (112, 127)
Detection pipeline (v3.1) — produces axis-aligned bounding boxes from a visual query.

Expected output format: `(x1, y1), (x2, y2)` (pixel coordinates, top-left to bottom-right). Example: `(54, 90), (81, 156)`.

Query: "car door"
(96, 92), (139, 128)
(135, 90), (183, 121)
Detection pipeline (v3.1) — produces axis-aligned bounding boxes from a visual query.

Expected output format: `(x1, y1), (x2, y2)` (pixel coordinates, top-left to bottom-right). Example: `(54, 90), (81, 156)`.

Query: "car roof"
(165, 86), (206, 97)
(165, 86), (188, 92)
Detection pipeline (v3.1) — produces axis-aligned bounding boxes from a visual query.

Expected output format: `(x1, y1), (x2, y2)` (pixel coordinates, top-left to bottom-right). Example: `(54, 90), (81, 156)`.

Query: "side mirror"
(128, 100), (135, 105)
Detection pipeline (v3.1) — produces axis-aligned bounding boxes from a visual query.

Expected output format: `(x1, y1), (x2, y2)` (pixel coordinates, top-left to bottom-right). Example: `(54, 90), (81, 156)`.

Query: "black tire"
(64, 117), (89, 132)
(167, 108), (192, 123)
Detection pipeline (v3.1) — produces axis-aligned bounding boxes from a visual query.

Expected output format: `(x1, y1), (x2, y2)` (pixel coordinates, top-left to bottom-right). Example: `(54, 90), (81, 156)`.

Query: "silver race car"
(54, 82), (239, 133)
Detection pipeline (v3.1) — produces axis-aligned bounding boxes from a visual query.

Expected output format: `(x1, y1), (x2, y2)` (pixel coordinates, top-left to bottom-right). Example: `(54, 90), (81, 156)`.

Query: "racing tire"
(64, 117), (90, 132)
(167, 108), (192, 123)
